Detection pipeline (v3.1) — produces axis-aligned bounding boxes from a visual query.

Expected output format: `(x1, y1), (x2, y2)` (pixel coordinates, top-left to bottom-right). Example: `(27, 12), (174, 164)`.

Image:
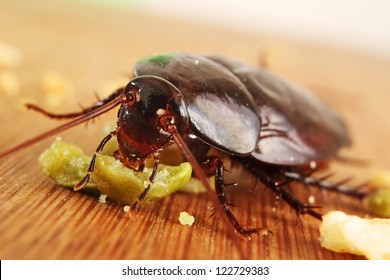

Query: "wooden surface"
(1, 0), (390, 260)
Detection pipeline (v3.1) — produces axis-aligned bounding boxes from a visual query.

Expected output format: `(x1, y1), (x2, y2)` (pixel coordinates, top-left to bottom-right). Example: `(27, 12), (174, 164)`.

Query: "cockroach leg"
(26, 87), (124, 119)
(265, 178), (323, 220)
(74, 130), (117, 191)
(130, 155), (160, 211)
(283, 171), (368, 199)
(169, 125), (247, 259)
(203, 156), (262, 237)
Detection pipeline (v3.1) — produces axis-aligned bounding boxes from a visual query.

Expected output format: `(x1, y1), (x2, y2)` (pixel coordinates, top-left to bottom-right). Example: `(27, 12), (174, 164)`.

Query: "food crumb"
(320, 211), (390, 259)
(308, 195), (316, 204)
(366, 169), (390, 217)
(365, 189), (390, 217)
(259, 228), (270, 236)
(0, 41), (23, 69)
(0, 70), (20, 96)
(371, 170), (390, 189)
(178, 211), (195, 226)
(123, 205), (130, 212)
(98, 194), (107, 204)
(41, 71), (74, 108)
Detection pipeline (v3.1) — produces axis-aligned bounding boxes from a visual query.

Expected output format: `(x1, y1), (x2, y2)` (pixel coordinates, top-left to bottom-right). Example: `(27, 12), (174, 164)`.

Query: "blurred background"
(78, 0), (390, 59)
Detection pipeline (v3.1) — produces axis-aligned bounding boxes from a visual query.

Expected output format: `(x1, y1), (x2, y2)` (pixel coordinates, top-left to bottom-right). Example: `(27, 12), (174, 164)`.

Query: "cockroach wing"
(207, 55), (351, 165)
(134, 53), (260, 155)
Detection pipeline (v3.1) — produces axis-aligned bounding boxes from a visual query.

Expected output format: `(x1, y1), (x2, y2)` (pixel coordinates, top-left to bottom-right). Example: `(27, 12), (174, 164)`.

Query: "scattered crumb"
(0, 70), (20, 96)
(123, 205), (130, 212)
(365, 170), (390, 217)
(320, 211), (390, 259)
(41, 71), (74, 108)
(371, 170), (390, 189)
(365, 189), (390, 217)
(308, 195), (316, 204)
(0, 41), (22, 69)
(178, 211), (195, 226)
(309, 161), (317, 169)
(98, 194), (107, 204)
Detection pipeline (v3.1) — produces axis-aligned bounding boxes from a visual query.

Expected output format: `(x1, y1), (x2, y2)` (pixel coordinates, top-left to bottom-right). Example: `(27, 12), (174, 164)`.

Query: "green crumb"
(365, 189), (390, 217)
(180, 177), (209, 194)
(39, 139), (192, 205)
(39, 138), (96, 189)
(92, 155), (192, 205)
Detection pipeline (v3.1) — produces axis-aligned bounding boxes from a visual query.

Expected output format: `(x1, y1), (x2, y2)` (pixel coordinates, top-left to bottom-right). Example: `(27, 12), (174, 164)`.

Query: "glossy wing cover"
(207, 55), (351, 165)
(135, 52), (351, 165)
(134, 53), (261, 156)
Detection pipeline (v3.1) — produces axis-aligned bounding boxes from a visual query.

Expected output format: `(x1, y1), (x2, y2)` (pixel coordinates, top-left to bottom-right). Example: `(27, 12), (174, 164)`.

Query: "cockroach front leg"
(26, 87), (124, 119)
(74, 130), (117, 191)
(202, 156), (261, 237)
(130, 155), (160, 211)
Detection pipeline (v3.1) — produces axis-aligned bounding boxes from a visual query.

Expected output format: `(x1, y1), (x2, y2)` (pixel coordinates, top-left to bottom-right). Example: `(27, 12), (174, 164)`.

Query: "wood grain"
(1, 0), (389, 260)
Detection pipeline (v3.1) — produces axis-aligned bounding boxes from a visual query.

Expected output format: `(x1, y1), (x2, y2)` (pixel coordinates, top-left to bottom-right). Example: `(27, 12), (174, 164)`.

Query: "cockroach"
(0, 52), (367, 250)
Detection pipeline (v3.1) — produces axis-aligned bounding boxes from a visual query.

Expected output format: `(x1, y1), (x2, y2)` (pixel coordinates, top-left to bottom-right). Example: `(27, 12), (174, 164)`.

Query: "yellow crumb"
(371, 170), (390, 189)
(320, 211), (390, 260)
(178, 211), (195, 226)
(41, 71), (74, 108)
(365, 170), (390, 217)
(0, 41), (22, 69)
(0, 70), (20, 96)
(308, 195), (315, 204)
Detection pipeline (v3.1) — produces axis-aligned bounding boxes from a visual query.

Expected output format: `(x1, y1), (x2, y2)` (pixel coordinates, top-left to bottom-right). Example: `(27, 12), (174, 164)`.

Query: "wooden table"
(1, 0), (389, 260)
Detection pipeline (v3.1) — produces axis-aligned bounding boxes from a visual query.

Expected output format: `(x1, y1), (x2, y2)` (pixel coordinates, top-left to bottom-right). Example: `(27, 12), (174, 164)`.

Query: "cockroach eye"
(123, 88), (139, 106)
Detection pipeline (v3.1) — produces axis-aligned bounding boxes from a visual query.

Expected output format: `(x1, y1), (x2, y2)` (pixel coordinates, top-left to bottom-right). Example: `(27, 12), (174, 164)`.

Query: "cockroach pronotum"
(0, 52), (369, 256)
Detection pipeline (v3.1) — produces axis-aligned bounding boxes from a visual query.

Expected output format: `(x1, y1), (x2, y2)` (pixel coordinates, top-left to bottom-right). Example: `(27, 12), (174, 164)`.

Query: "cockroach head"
(114, 76), (190, 164)
(122, 75), (189, 132)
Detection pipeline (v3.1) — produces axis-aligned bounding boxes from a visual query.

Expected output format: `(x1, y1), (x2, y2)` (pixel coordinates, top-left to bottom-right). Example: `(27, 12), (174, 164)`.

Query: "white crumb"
(0, 41), (23, 69)
(178, 211), (195, 226)
(98, 194), (107, 204)
(0, 70), (20, 96)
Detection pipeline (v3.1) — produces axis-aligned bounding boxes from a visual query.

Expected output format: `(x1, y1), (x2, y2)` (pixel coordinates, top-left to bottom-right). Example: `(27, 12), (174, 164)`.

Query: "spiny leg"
(283, 170), (369, 199)
(74, 130), (117, 191)
(130, 154), (160, 211)
(203, 156), (262, 236)
(26, 87), (124, 119)
(264, 177), (323, 220)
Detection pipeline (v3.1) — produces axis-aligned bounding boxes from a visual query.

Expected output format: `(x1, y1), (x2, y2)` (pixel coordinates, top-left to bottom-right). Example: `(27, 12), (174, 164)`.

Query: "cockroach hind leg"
(235, 224), (272, 241)
(265, 177), (324, 221)
(284, 170), (369, 199)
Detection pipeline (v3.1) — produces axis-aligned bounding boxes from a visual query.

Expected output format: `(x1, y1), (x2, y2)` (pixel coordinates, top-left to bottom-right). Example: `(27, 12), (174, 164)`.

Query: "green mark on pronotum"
(137, 53), (174, 67)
